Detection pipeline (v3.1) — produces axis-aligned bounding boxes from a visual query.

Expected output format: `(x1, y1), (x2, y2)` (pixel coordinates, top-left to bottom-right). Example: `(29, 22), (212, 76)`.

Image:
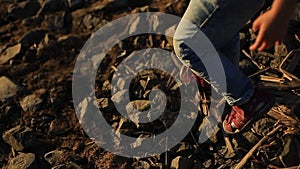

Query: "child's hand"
(249, 0), (297, 51)
(249, 10), (287, 51)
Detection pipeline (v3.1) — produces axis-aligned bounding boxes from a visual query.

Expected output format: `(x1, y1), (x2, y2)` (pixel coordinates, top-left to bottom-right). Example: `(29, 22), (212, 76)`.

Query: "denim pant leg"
(173, 0), (264, 106)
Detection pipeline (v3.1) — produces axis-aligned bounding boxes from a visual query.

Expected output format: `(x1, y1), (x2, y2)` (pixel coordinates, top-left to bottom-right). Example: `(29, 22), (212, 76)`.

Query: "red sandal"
(223, 87), (275, 134)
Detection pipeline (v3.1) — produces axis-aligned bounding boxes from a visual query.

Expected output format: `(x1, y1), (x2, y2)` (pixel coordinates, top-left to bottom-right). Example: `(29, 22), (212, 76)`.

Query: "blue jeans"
(173, 0), (265, 105)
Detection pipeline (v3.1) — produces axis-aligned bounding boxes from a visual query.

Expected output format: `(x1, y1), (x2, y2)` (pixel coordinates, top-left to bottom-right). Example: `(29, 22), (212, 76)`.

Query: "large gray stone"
(0, 44), (21, 65)
(0, 76), (19, 101)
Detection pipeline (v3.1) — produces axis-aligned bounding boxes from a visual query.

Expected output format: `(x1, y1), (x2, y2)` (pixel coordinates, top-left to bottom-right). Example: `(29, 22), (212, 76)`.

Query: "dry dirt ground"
(0, 0), (300, 169)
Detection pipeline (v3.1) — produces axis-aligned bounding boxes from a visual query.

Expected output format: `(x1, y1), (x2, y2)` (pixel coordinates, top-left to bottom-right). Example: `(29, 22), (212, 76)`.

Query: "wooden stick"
(260, 75), (285, 83)
(234, 125), (282, 169)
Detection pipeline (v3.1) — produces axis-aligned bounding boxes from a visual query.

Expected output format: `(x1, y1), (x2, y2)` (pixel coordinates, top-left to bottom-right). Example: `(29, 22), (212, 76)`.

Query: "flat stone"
(8, 153), (37, 169)
(19, 93), (43, 112)
(2, 126), (35, 151)
(0, 44), (21, 65)
(0, 76), (19, 101)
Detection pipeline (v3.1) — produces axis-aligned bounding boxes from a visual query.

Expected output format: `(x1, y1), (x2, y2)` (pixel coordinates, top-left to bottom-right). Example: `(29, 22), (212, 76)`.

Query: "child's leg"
(173, 0), (265, 105)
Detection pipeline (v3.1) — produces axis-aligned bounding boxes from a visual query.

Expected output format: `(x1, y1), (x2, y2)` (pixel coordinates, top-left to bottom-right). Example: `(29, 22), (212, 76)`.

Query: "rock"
(171, 156), (194, 169)
(165, 24), (176, 46)
(116, 78), (126, 91)
(21, 15), (44, 27)
(49, 119), (69, 136)
(279, 136), (300, 167)
(2, 126), (35, 151)
(197, 116), (220, 144)
(8, 153), (37, 169)
(8, 1), (40, 20)
(174, 142), (194, 157)
(97, 98), (115, 112)
(139, 160), (150, 169)
(111, 90), (128, 104)
(38, 0), (69, 15)
(274, 43), (288, 58)
(57, 35), (82, 50)
(0, 76), (19, 101)
(202, 159), (212, 168)
(252, 117), (275, 136)
(126, 100), (152, 126)
(44, 11), (72, 31)
(130, 100), (151, 111)
(0, 43), (22, 65)
(19, 30), (46, 47)
(19, 92), (44, 112)
(239, 59), (259, 76)
(82, 14), (100, 30)
(44, 150), (64, 166)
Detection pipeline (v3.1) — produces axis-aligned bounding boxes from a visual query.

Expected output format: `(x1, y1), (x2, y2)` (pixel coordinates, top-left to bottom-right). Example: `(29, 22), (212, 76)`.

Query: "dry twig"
(234, 125), (283, 169)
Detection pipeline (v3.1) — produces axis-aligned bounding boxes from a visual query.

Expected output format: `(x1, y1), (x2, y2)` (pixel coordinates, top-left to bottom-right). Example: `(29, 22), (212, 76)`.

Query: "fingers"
(251, 19), (260, 32)
(250, 18), (264, 51)
(249, 28), (264, 51)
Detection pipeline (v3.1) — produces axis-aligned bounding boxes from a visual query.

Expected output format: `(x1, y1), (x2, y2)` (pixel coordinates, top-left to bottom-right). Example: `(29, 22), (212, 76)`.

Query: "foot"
(223, 88), (275, 134)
